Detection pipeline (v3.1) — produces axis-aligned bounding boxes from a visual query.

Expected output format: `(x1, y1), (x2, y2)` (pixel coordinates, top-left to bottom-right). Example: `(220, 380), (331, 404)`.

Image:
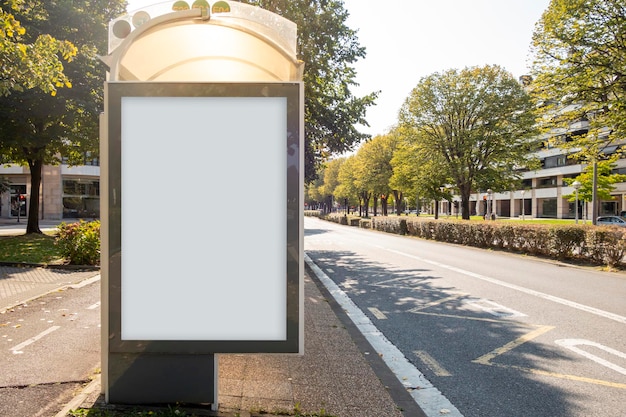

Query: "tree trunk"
(592, 159), (598, 225)
(460, 184), (472, 220)
(26, 159), (43, 234)
(392, 190), (403, 215)
(361, 191), (370, 218)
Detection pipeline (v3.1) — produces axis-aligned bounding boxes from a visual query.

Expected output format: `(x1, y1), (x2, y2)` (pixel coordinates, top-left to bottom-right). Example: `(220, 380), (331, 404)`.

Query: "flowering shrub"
(55, 220), (101, 265)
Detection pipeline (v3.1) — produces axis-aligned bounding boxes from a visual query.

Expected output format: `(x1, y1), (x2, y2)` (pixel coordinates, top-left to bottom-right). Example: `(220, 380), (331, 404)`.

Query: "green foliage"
(397, 65), (539, 220)
(240, 0), (378, 182)
(55, 220), (100, 265)
(0, 0), (126, 234)
(355, 215), (626, 268)
(562, 159), (626, 202)
(584, 228), (626, 267)
(530, 0), (626, 159)
(0, 2), (77, 96)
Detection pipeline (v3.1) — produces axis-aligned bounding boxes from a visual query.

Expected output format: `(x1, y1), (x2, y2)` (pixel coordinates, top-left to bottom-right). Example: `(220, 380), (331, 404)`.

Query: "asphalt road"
(0, 277), (100, 417)
(304, 216), (626, 417)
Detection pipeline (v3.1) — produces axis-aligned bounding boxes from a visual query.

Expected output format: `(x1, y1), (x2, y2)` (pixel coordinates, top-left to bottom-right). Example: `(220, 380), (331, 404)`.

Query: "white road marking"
(385, 248), (626, 324)
(464, 299), (527, 318)
(305, 253), (464, 417)
(10, 325), (61, 354)
(555, 339), (626, 376)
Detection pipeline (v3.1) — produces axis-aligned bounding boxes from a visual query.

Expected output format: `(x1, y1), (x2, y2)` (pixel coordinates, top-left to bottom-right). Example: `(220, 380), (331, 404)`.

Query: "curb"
(54, 376), (101, 417)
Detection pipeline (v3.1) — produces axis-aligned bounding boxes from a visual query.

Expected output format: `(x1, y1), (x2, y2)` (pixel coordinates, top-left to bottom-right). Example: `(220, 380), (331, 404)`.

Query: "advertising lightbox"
(104, 82), (303, 354)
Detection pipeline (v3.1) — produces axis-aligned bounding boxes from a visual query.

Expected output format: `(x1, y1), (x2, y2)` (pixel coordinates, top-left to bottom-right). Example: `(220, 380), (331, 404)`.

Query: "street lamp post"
(572, 180), (581, 224)
(487, 189), (493, 220)
(520, 190), (525, 221)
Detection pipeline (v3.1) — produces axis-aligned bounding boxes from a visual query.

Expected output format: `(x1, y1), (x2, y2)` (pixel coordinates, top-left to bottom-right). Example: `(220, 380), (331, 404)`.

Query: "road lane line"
(385, 248), (626, 324)
(10, 325), (61, 354)
(465, 299), (527, 318)
(410, 310), (522, 324)
(555, 339), (626, 376)
(409, 293), (468, 312)
(486, 362), (626, 390)
(70, 274), (100, 289)
(305, 253), (464, 417)
(473, 325), (555, 365)
(414, 350), (452, 376)
(368, 307), (387, 320)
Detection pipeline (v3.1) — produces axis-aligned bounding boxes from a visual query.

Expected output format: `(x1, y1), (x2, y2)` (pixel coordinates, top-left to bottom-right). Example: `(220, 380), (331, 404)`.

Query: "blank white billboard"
(120, 96), (286, 340)
(105, 82), (302, 353)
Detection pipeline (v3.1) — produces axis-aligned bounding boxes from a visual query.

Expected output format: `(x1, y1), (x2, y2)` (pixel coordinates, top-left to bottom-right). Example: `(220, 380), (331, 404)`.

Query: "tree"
(320, 157), (344, 212)
(0, 2), (76, 96)
(352, 134), (398, 216)
(241, 0), (378, 182)
(398, 65), (539, 220)
(563, 159), (626, 204)
(390, 131), (453, 219)
(530, 0), (626, 223)
(0, 0), (125, 233)
(336, 155), (360, 213)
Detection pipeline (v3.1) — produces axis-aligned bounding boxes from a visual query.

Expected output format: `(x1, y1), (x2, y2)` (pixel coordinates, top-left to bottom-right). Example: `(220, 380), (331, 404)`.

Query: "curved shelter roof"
(101, 1), (303, 82)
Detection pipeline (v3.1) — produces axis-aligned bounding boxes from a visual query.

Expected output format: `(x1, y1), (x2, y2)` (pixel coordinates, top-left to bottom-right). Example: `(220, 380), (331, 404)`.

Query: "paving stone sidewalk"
(0, 266), (100, 312)
(65, 271), (423, 417)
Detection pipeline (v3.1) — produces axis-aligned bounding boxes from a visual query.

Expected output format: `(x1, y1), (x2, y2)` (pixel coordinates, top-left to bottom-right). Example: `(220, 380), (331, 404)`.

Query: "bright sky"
(124, 0), (552, 137)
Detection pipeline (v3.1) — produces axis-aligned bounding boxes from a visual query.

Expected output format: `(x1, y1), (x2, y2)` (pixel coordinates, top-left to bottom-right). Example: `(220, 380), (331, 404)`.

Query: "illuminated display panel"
(105, 82), (302, 353)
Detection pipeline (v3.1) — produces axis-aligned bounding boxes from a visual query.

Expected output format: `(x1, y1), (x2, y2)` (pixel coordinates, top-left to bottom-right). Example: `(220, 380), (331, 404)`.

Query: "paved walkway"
(0, 266), (99, 312)
(63, 270), (424, 417)
(0, 231), (426, 416)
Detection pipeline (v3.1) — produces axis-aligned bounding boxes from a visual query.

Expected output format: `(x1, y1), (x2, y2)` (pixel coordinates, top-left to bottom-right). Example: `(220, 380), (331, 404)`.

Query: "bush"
(55, 220), (101, 265)
(584, 228), (626, 267)
(321, 215), (626, 268)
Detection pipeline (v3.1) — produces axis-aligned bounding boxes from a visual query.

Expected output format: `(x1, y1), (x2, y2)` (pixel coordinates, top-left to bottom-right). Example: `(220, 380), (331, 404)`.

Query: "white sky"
(124, 0), (552, 137)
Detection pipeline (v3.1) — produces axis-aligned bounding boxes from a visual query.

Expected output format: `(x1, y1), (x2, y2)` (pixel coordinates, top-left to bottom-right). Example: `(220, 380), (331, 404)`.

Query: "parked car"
(596, 216), (626, 226)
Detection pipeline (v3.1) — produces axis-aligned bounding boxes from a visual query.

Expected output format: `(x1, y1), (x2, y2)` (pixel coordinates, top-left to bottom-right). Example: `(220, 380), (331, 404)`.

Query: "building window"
(543, 155), (567, 169)
(61, 152), (100, 167)
(62, 179), (100, 218)
(541, 199), (557, 217)
(538, 177), (557, 188)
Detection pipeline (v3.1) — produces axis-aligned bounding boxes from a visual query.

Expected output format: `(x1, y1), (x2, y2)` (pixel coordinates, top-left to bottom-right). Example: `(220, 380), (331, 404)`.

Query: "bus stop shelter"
(100, 1), (304, 407)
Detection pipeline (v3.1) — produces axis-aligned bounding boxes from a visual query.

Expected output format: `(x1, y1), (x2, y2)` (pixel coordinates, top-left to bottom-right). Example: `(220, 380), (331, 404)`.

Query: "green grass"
(390, 213), (583, 225)
(0, 233), (66, 264)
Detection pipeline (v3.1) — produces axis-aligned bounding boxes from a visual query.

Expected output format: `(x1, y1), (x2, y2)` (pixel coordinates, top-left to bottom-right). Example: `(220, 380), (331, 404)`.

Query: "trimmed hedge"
(324, 215), (626, 268)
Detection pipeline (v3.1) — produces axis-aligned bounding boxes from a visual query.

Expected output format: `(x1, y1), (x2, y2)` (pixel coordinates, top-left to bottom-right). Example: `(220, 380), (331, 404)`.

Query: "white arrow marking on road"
(10, 325), (60, 354)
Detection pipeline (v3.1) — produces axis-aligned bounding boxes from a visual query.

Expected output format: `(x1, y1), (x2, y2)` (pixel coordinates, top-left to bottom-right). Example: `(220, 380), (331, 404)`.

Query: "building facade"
(0, 163), (100, 221)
